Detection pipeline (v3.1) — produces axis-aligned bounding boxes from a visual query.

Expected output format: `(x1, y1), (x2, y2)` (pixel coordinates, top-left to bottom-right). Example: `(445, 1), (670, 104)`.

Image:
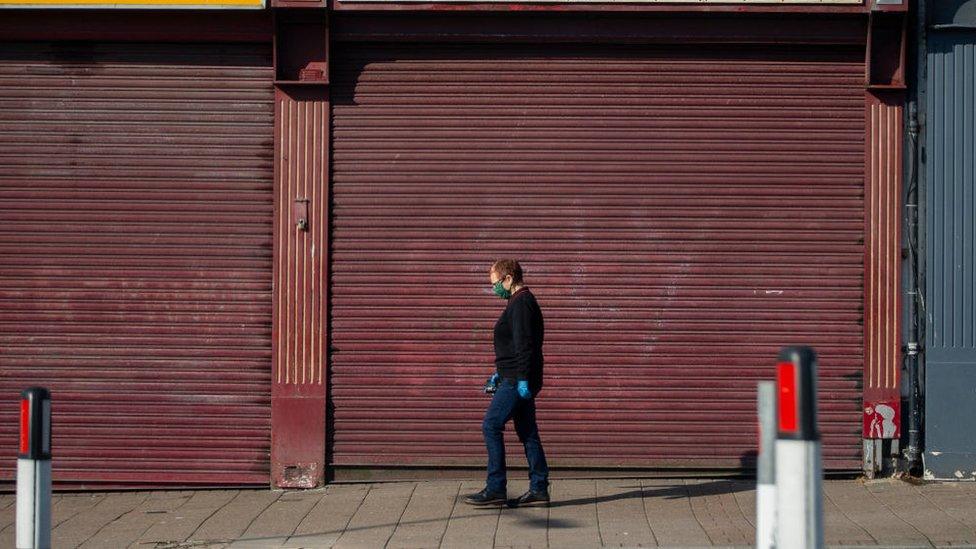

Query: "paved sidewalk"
(1, 478), (976, 548)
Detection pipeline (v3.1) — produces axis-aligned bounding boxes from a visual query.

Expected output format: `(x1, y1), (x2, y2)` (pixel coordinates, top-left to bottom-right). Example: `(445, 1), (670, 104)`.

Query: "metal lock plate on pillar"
(293, 198), (309, 231)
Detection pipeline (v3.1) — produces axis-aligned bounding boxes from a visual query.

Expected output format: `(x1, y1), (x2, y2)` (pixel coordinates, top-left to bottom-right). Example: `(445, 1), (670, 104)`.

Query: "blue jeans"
(482, 379), (549, 494)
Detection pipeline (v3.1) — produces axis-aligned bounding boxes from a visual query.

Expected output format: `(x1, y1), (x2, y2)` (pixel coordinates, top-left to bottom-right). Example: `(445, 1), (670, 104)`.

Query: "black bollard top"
(19, 387), (51, 460)
(776, 347), (820, 441)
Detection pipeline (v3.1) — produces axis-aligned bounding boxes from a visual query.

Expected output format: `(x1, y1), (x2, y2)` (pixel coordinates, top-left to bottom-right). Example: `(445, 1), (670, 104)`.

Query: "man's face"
(489, 270), (511, 290)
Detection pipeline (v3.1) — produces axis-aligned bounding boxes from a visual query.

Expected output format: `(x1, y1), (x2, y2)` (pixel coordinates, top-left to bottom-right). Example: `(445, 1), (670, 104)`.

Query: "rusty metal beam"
(862, 89), (903, 440)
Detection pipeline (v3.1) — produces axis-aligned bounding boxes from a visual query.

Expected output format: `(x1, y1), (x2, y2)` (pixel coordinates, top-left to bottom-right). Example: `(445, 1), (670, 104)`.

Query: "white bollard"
(17, 388), (52, 549)
(755, 381), (776, 549)
(774, 347), (823, 549)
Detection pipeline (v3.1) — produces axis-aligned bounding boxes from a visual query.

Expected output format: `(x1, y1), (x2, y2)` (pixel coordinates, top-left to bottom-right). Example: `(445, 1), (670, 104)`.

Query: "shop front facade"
(0, 0), (908, 488)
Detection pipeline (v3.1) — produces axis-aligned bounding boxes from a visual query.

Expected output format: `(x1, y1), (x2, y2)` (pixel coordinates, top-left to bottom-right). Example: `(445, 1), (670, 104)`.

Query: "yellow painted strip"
(0, 0), (262, 5)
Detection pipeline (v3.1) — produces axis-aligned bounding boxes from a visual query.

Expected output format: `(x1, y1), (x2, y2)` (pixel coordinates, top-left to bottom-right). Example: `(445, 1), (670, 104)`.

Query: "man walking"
(464, 259), (550, 507)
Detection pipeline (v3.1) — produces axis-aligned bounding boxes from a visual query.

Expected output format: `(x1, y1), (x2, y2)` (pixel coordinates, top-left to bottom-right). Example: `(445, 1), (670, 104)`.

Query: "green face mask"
(492, 281), (512, 299)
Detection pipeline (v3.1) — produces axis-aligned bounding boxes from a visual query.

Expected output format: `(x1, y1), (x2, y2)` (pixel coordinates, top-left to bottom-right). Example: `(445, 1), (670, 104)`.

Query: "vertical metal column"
(270, 10), (331, 488)
(16, 388), (51, 549)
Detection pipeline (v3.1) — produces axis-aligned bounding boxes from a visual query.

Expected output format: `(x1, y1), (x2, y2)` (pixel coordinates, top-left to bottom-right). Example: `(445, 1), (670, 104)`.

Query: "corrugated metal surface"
(274, 90), (328, 389)
(924, 31), (976, 477)
(863, 92), (902, 437)
(0, 42), (274, 485)
(330, 43), (866, 469)
(926, 33), (976, 358)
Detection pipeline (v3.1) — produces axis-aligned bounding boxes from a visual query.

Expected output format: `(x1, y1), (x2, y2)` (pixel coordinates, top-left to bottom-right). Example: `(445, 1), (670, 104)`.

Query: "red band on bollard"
(19, 399), (29, 455)
(775, 347), (819, 440)
(777, 361), (798, 434)
(19, 387), (52, 460)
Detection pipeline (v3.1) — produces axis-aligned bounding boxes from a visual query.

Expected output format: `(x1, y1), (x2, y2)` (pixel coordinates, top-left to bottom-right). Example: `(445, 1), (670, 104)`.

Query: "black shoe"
(513, 489), (550, 507)
(463, 488), (507, 506)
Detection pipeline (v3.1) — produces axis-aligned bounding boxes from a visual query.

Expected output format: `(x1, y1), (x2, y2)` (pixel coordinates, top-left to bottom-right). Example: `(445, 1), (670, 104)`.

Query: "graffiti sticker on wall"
(864, 401), (900, 439)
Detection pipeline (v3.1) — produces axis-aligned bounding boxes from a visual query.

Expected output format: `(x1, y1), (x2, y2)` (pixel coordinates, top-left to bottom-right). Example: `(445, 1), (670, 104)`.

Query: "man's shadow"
(502, 478), (750, 510)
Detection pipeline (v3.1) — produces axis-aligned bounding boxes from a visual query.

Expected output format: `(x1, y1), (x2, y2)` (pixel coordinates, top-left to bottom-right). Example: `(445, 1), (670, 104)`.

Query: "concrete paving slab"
(727, 480), (755, 525)
(53, 494), (107, 528)
(494, 479), (548, 549)
(8, 477), (976, 548)
(820, 485), (878, 546)
(285, 484), (370, 548)
(9, 493), (106, 549)
(0, 492), (56, 544)
(440, 481), (502, 549)
(0, 495), (18, 531)
(137, 490), (239, 547)
(0, 508), (14, 549)
(190, 490), (281, 544)
(641, 479), (712, 547)
(227, 491), (321, 549)
(387, 481), (461, 549)
(865, 479), (976, 546)
(0, 494), (16, 519)
(825, 480), (933, 547)
(547, 479), (602, 549)
(78, 491), (190, 549)
(331, 482), (416, 549)
(594, 478), (657, 547)
(914, 481), (976, 533)
(227, 535), (287, 548)
(54, 491), (149, 549)
(684, 479), (754, 547)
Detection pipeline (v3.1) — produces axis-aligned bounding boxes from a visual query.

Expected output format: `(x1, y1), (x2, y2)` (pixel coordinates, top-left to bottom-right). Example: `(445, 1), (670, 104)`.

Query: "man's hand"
(517, 380), (532, 400)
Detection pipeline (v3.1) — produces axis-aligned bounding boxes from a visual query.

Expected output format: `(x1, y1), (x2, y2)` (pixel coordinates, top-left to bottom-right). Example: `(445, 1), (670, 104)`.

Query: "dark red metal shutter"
(0, 42), (274, 485)
(330, 43), (865, 470)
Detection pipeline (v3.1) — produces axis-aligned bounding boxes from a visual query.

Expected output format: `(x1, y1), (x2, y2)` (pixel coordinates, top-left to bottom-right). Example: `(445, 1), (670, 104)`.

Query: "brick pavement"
(1, 478), (975, 548)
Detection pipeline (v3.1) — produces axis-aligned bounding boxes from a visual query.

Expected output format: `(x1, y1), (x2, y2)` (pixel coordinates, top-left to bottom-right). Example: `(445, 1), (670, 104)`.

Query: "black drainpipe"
(902, 0), (925, 474)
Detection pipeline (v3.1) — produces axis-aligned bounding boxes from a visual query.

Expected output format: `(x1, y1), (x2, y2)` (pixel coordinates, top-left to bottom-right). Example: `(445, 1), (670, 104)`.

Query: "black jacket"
(493, 288), (544, 392)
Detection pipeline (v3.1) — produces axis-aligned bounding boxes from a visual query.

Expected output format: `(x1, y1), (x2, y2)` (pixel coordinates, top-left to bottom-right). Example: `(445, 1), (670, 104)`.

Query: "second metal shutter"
(0, 42), (274, 485)
(331, 43), (865, 470)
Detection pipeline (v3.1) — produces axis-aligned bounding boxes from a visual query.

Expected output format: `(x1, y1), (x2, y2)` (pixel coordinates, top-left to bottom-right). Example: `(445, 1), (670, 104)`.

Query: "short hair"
(491, 259), (524, 284)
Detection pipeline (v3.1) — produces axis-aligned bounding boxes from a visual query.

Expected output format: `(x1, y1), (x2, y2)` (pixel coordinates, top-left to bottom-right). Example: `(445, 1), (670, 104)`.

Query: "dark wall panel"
(924, 31), (976, 479)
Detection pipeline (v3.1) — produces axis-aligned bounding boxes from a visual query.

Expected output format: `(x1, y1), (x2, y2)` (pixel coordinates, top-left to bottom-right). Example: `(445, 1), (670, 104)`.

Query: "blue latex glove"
(488, 372), (500, 386)
(517, 380), (533, 400)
